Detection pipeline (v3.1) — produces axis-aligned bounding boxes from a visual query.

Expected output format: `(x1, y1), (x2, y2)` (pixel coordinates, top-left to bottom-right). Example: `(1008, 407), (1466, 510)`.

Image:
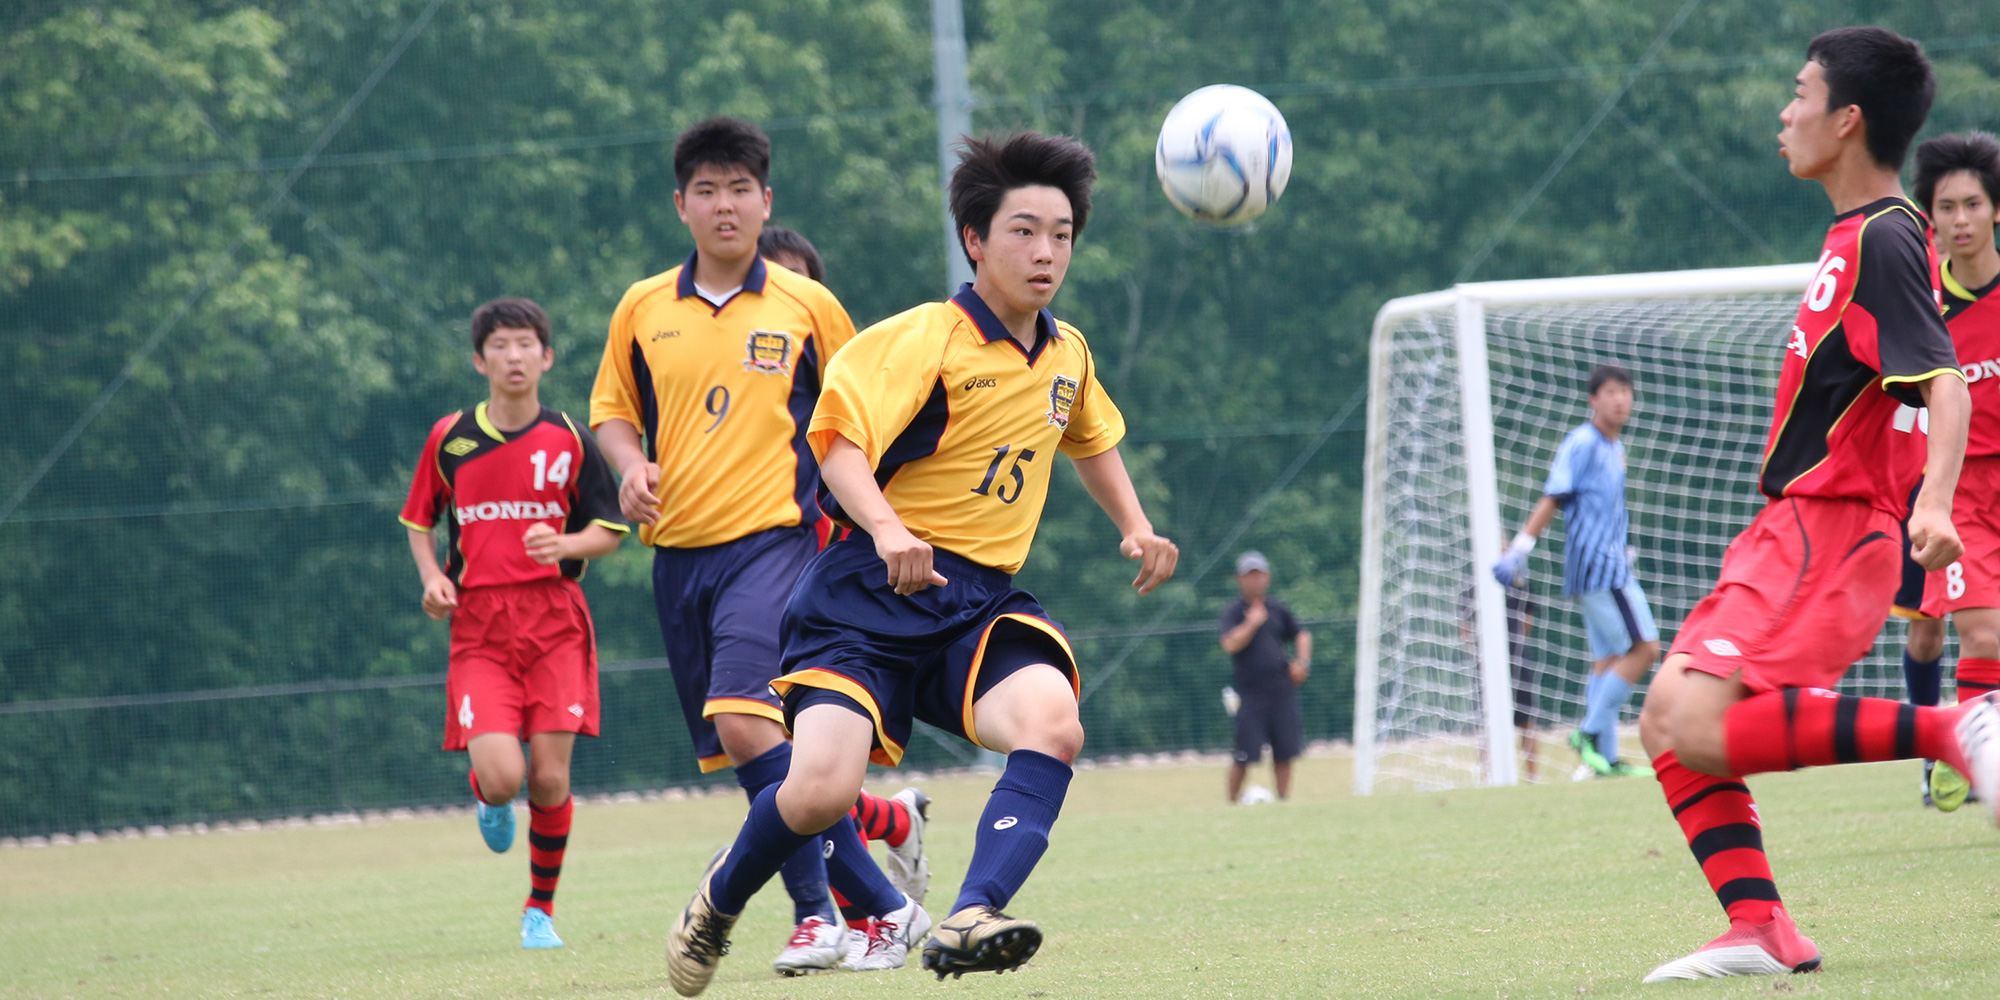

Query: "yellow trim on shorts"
(961, 614), (1079, 751)
(770, 668), (905, 767)
(1891, 605), (1935, 621)
(701, 697), (786, 725)
(696, 753), (732, 774)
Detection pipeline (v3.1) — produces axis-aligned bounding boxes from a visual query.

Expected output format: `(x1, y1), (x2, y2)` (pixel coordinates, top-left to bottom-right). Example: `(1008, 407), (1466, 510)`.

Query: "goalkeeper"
(1493, 364), (1659, 777)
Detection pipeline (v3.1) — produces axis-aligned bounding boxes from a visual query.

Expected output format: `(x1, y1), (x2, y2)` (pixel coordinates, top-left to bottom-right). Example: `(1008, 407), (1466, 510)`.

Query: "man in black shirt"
(1218, 551), (1313, 801)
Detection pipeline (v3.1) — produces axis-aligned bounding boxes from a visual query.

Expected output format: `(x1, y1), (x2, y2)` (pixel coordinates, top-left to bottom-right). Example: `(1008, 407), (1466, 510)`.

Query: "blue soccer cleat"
(477, 800), (516, 853)
(522, 907), (564, 949)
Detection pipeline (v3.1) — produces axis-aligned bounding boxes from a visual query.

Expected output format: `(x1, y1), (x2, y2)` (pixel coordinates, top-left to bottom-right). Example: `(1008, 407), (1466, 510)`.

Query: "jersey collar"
(950, 282), (1061, 363)
(675, 251), (768, 308)
(1941, 257), (2000, 303)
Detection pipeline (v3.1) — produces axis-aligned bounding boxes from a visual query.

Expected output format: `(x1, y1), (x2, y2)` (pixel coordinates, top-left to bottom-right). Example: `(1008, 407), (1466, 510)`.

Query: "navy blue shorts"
(653, 525), (818, 772)
(772, 534), (1076, 766)
(1894, 477), (1933, 620)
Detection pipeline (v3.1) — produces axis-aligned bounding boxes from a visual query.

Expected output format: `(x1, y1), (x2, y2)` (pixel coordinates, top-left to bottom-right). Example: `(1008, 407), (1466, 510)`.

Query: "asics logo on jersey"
(992, 816), (1019, 830)
(1962, 357), (2000, 382)
(456, 500), (567, 524)
(963, 377), (998, 390)
(652, 328), (681, 341)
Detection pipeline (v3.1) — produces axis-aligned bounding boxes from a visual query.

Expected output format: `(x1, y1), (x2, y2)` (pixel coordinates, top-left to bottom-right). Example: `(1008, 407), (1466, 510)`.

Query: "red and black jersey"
(1760, 198), (1962, 515)
(1941, 258), (2000, 458)
(400, 402), (628, 589)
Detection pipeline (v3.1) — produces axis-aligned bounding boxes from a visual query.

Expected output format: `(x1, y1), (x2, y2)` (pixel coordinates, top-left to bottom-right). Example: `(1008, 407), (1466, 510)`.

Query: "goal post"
(1354, 262), (1834, 795)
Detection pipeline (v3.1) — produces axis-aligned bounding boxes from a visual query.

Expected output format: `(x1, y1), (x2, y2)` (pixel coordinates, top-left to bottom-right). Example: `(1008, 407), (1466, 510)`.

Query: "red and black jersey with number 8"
(400, 402), (629, 589)
(1760, 198), (1963, 516)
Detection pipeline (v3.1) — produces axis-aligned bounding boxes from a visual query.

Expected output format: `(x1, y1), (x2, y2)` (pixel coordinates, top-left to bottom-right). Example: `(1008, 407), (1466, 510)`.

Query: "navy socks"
(821, 814), (905, 917)
(952, 749), (1073, 913)
(1903, 650), (1943, 707)
(712, 784), (813, 916)
(734, 744), (833, 923)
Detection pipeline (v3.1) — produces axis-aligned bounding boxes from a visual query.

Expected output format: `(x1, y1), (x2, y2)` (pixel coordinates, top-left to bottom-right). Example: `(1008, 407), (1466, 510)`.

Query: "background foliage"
(3, 0), (1996, 834)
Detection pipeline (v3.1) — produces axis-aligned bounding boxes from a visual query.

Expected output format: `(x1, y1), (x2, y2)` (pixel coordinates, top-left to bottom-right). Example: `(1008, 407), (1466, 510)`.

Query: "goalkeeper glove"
(1491, 532), (1535, 588)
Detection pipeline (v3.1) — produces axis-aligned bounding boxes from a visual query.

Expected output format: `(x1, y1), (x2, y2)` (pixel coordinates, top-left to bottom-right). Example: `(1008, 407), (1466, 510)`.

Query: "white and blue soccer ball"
(1154, 84), (1293, 226)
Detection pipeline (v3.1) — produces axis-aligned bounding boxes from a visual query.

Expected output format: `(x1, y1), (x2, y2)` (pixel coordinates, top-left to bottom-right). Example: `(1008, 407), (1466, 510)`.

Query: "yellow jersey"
(590, 254), (857, 548)
(810, 284), (1125, 574)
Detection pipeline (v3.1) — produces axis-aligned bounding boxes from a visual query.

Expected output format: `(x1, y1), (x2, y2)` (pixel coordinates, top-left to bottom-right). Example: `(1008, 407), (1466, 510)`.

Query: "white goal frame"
(1352, 262), (1818, 795)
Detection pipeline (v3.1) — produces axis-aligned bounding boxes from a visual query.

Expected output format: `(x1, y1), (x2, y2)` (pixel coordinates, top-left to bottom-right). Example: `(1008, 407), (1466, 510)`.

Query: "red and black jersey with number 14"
(1760, 197), (1962, 516)
(400, 402), (628, 589)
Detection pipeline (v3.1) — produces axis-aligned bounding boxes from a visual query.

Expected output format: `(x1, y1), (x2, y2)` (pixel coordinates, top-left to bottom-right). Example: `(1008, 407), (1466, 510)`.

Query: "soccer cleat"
(884, 787), (932, 904)
(773, 914), (845, 976)
(521, 907), (564, 949)
(842, 919), (870, 969)
(477, 800), (516, 853)
(844, 894), (931, 972)
(666, 849), (739, 997)
(1931, 760), (1970, 813)
(1604, 760), (1654, 779)
(921, 905), (1042, 980)
(1569, 729), (1614, 775)
(1954, 693), (2000, 825)
(1641, 907), (1821, 982)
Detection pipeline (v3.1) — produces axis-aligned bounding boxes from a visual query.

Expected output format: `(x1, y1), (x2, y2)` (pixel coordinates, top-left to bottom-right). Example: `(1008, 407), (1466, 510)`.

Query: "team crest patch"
(744, 329), (795, 375)
(1046, 375), (1079, 428)
(443, 437), (479, 456)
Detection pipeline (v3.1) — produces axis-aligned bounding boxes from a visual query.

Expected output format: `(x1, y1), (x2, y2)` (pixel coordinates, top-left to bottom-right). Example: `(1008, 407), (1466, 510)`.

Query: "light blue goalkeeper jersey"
(1543, 422), (1632, 596)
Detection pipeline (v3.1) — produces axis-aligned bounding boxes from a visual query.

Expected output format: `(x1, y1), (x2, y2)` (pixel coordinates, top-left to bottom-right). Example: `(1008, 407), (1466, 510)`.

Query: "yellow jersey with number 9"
(809, 284), (1125, 574)
(590, 254), (857, 548)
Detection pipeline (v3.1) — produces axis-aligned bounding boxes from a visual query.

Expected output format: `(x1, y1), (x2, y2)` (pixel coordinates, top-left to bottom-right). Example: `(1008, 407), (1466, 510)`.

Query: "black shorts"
(1232, 688), (1303, 764)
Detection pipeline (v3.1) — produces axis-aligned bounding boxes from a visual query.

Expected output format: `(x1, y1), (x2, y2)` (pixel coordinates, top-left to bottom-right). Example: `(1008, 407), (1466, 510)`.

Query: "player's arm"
(1289, 626), (1313, 687)
(405, 526), (457, 620)
(1219, 602), (1265, 653)
(1910, 375), (1970, 570)
(1071, 447), (1178, 595)
(1495, 438), (1574, 585)
(588, 288), (663, 526)
(820, 434), (947, 595)
(524, 522), (624, 565)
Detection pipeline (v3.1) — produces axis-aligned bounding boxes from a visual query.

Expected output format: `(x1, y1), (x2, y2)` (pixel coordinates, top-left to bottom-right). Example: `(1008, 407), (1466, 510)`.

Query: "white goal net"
(1353, 263), (1944, 794)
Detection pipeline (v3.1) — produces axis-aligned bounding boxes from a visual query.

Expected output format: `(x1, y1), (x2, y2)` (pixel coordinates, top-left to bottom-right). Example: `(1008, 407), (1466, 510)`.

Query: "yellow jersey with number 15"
(590, 253), (857, 548)
(809, 284), (1125, 575)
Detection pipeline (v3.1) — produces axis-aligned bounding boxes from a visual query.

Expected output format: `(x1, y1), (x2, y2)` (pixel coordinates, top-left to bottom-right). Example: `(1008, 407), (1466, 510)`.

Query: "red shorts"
(1922, 455), (2000, 617)
(1669, 497), (1901, 693)
(444, 578), (600, 750)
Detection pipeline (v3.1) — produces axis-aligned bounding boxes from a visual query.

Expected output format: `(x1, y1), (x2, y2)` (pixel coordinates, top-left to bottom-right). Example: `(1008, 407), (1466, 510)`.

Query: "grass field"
(4, 751), (1997, 999)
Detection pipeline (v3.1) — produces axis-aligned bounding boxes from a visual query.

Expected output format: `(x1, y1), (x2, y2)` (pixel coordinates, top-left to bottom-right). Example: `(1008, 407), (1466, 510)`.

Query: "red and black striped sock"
(1956, 658), (2000, 701)
(1656, 751), (1783, 923)
(1722, 688), (1969, 777)
(851, 791), (911, 848)
(469, 770), (501, 806)
(525, 796), (572, 916)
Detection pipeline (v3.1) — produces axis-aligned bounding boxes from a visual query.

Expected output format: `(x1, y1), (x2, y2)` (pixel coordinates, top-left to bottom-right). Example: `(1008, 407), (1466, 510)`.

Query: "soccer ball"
(1238, 784), (1276, 806)
(1154, 84), (1293, 226)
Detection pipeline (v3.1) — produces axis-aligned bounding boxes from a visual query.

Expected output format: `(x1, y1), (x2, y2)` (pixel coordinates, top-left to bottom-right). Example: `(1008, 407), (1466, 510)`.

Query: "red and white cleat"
(773, 914), (845, 976)
(1955, 693), (2000, 826)
(1642, 907), (1821, 983)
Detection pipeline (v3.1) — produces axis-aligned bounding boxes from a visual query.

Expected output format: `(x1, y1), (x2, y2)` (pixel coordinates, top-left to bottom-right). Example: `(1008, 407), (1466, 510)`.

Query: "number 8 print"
(1947, 561), (1966, 601)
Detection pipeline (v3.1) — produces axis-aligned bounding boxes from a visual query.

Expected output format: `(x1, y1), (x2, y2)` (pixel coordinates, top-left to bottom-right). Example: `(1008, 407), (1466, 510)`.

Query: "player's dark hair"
(470, 297), (550, 352)
(1805, 27), (1935, 170)
(1587, 364), (1633, 396)
(672, 117), (771, 191)
(1914, 132), (2000, 214)
(759, 225), (825, 282)
(949, 132), (1097, 270)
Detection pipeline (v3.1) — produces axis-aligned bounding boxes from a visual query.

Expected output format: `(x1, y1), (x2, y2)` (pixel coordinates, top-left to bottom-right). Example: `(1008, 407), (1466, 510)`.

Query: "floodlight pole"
(932, 0), (976, 295)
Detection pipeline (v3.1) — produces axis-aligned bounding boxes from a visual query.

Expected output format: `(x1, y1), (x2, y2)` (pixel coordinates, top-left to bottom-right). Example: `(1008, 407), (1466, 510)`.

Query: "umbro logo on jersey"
(992, 816), (1019, 830)
(963, 377), (998, 390)
(568, 703), (585, 718)
(651, 328), (681, 341)
(444, 437), (480, 456)
(1703, 639), (1743, 657)
(456, 500), (566, 524)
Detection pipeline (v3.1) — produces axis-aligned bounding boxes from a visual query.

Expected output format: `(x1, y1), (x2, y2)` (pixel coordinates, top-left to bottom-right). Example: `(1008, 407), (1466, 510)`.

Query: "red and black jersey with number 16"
(400, 402), (628, 589)
(1760, 197), (1962, 516)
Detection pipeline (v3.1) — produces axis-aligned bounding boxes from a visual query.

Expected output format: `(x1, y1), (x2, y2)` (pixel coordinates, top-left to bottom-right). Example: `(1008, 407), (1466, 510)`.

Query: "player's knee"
(527, 765), (569, 806)
(1016, 711), (1085, 763)
(774, 773), (859, 833)
(476, 770), (524, 804)
(1959, 624), (2000, 661)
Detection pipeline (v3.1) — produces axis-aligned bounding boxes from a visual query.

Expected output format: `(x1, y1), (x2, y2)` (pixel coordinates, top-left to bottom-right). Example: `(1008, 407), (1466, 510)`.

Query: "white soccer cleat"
(842, 920), (870, 969)
(772, 914), (845, 976)
(1955, 693), (2000, 826)
(843, 894), (932, 972)
(884, 787), (932, 904)
(1642, 907), (1820, 983)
